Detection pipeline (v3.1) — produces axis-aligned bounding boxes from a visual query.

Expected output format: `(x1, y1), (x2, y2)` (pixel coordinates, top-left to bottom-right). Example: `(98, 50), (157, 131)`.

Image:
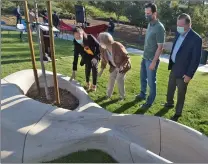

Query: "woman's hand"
(91, 58), (98, 66)
(119, 66), (124, 74)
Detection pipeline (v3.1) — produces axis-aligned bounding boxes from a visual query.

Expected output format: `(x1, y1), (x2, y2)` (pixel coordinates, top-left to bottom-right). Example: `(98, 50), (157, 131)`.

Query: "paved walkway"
(126, 48), (208, 73)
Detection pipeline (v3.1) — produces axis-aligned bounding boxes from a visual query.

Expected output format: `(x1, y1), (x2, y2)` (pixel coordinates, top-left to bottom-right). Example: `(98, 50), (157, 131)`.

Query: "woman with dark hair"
(70, 26), (100, 91)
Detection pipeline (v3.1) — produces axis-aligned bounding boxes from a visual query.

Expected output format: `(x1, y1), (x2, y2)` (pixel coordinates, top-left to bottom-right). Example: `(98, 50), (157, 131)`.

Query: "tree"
(56, 1), (75, 19)
(57, 1), (75, 13)
(190, 4), (208, 36)
(125, 1), (147, 40)
(98, 1), (128, 24)
(1, 0), (16, 14)
(157, 0), (183, 33)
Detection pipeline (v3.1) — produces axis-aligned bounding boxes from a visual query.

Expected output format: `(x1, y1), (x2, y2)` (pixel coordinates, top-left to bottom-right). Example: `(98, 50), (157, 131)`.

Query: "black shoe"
(140, 103), (151, 109)
(135, 94), (145, 101)
(162, 102), (174, 108)
(170, 114), (181, 122)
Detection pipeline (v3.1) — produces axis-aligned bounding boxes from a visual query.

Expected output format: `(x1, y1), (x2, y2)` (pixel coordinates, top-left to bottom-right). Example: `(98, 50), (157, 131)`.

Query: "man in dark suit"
(52, 11), (60, 28)
(14, 5), (21, 25)
(108, 17), (115, 36)
(164, 13), (202, 121)
(52, 11), (60, 37)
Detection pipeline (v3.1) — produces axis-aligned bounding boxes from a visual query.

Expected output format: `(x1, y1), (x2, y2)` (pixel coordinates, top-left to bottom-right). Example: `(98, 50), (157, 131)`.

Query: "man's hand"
(98, 69), (104, 77)
(70, 71), (76, 81)
(183, 75), (191, 83)
(149, 61), (157, 71)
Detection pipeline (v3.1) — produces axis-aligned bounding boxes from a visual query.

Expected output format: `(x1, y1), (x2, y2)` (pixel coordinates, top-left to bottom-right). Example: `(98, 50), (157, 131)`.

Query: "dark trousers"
(85, 58), (98, 85)
(166, 70), (188, 115)
(16, 16), (21, 25)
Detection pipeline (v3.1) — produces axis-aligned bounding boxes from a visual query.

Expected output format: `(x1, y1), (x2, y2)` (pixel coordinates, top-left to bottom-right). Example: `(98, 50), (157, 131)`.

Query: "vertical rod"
(34, 0), (51, 100)
(46, 1), (60, 105)
(34, 0), (38, 23)
(23, 0), (40, 93)
(38, 27), (51, 100)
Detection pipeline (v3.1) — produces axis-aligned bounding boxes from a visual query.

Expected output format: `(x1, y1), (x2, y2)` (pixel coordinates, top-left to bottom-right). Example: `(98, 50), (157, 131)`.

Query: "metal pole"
(34, 0), (51, 100)
(38, 27), (51, 100)
(23, 0), (40, 93)
(46, 1), (60, 105)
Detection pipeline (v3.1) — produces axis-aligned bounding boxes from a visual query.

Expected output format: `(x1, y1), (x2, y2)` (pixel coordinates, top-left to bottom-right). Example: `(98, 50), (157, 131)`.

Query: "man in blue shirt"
(171, 28), (190, 63)
(164, 13), (202, 121)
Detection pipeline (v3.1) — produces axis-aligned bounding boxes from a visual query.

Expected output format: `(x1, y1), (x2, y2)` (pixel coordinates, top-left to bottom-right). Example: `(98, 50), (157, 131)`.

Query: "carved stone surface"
(1, 69), (208, 163)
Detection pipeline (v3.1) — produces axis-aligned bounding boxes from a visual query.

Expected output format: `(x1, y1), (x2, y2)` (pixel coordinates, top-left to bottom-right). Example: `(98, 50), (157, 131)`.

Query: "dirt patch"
(27, 87), (79, 110)
(1, 15), (17, 25)
(62, 18), (145, 47)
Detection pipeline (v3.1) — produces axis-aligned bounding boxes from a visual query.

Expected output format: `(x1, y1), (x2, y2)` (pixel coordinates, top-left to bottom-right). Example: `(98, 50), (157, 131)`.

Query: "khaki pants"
(107, 68), (125, 98)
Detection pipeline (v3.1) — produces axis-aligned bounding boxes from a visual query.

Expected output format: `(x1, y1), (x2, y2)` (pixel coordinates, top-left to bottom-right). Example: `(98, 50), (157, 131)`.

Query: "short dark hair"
(73, 26), (84, 34)
(144, 3), (157, 13)
(178, 13), (191, 24)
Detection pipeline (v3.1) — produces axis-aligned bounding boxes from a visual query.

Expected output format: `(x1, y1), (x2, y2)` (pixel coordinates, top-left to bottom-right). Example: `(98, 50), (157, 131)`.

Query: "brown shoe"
(85, 82), (91, 90)
(91, 85), (97, 91)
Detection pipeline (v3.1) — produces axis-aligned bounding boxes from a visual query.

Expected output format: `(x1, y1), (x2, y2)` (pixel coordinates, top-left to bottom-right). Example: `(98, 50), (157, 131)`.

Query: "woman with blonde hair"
(98, 32), (131, 101)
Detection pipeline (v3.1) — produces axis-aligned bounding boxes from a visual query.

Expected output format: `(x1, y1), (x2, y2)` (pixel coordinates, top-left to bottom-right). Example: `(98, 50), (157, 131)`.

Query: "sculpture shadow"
(113, 99), (138, 114)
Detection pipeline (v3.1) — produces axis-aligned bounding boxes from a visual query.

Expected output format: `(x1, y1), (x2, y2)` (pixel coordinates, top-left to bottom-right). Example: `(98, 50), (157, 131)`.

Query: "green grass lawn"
(1, 31), (208, 162)
(46, 149), (117, 163)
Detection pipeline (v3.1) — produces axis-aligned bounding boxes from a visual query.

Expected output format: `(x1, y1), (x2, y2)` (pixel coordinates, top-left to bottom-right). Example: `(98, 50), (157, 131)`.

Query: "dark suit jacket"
(168, 29), (202, 78)
(73, 34), (100, 71)
(52, 13), (60, 27)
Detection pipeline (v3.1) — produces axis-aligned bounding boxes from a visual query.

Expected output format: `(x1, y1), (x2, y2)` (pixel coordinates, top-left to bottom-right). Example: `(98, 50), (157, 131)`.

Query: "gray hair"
(98, 32), (114, 45)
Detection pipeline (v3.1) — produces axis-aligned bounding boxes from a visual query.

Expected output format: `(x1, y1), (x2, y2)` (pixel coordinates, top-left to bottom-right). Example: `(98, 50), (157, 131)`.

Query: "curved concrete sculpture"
(1, 69), (208, 163)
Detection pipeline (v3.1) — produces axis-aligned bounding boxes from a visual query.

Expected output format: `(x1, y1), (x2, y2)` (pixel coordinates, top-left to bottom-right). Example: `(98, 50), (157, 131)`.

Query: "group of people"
(69, 2), (202, 122)
(14, 5), (60, 33)
(40, 9), (60, 29)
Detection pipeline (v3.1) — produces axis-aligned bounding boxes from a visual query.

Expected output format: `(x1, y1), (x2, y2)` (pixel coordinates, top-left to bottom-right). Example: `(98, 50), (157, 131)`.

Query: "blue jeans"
(139, 58), (160, 105)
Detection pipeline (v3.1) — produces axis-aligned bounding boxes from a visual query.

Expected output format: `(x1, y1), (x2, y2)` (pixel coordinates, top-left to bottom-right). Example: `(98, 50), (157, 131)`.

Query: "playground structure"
(1, 69), (208, 163)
